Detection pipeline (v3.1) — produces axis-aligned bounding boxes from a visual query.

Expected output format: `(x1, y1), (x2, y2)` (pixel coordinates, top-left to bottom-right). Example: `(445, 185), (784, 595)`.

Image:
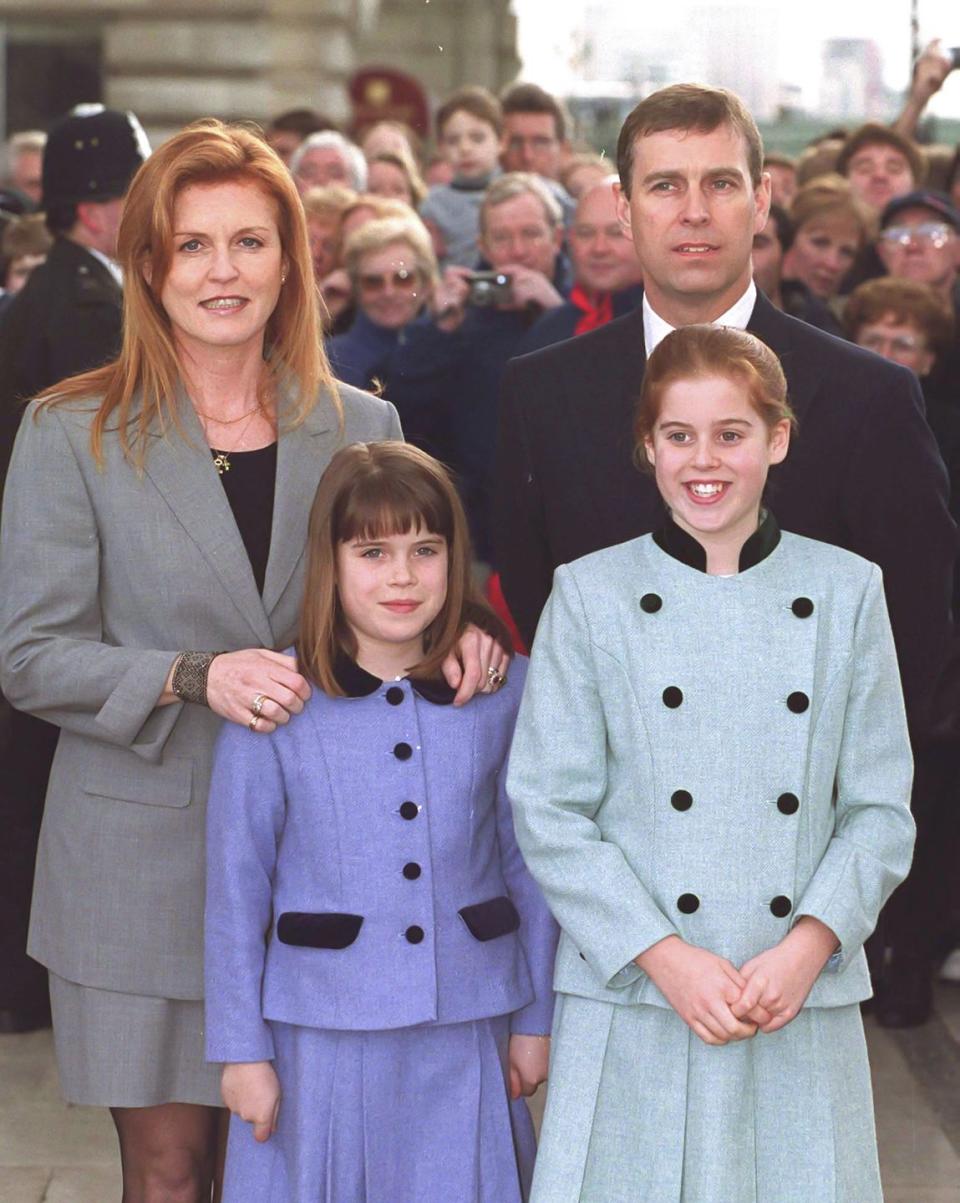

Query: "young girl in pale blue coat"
(205, 441), (557, 1203)
(508, 325), (916, 1202)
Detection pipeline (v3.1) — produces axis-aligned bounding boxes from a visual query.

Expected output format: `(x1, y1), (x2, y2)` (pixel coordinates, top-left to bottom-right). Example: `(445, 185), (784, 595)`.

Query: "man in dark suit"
(496, 83), (956, 1027)
(0, 104), (148, 1032)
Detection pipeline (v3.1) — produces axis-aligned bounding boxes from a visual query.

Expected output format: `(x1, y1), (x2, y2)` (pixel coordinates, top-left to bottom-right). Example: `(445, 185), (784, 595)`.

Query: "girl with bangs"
(0, 120), (509, 1200)
(204, 440), (558, 1203)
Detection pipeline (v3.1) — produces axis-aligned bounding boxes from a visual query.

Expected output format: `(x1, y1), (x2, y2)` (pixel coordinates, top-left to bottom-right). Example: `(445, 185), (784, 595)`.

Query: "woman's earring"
(281, 273), (287, 285)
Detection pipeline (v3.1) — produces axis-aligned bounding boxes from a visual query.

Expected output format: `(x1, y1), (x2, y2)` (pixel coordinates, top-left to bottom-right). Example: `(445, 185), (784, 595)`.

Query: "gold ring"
(248, 714), (259, 732)
(486, 667), (506, 691)
(251, 693), (266, 717)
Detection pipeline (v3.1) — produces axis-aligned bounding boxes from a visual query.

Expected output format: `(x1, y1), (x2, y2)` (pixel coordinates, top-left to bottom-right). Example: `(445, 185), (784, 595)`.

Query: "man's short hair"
(844, 277), (954, 356)
(290, 131), (367, 192)
(616, 84), (764, 197)
(8, 130), (45, 157)
(479, 172), (563, 238)
(267, 108), (337, 139)
(435, 86), (502, 138)
(835, 123), (925, 187)
(500, 83), (568, 143)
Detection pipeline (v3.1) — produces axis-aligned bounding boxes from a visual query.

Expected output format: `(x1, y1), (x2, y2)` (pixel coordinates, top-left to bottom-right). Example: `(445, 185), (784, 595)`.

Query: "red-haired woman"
(0, 120), (507, 1201)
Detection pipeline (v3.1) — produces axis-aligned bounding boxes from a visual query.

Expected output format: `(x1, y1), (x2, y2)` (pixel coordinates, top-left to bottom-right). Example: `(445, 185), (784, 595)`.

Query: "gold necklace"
(195, 402), (261, 425)
(207, 405), (263, 476)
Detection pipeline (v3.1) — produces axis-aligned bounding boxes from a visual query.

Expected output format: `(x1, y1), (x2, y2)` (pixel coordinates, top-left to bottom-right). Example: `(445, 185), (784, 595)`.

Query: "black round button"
(402, 862), (421, 880)
(386, 686), (404, 705)
(405, 925), (425, 944)
(393, 741), (413, 760)
(791, 597), (814, 618)
(677, 893), (700, 914)
(399, 800), (419, 820)
(787, 691), (809, 714)
(671, 789), (693, 812)
(777, 792), (800, 815)
(770, 895), (792, 918)
(640, 593), (662, 613)
(662, 686), (683, 709)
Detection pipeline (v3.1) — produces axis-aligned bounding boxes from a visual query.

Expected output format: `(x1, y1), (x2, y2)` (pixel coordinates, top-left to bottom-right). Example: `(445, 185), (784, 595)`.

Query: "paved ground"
(3, 986), (960, 1201)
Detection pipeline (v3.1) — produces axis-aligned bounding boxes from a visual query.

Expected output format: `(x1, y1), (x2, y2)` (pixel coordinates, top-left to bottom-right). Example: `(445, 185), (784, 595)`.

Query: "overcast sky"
(514, 0), (960, 117)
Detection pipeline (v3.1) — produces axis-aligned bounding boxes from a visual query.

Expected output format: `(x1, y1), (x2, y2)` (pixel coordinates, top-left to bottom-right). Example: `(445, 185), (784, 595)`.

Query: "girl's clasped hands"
(635, 915), (839, 1046)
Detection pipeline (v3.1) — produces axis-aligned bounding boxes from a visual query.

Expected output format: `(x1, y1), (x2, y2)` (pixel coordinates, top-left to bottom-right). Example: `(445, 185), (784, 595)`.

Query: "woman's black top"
(213, 442), (277, 594)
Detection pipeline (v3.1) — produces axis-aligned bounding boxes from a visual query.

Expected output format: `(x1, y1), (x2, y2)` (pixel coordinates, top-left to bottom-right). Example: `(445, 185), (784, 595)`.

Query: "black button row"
(394, 741), (413, 760)
(399, 800), (419, 820)
(402, 861), (421, 880)
(662, 686), (810, 713)
(641, 594), (814, 619)
(405, 925), (424, 944)
(675, 894), (793, 917)
(386, 686), (404, 705)
(669, 790), (800, 815)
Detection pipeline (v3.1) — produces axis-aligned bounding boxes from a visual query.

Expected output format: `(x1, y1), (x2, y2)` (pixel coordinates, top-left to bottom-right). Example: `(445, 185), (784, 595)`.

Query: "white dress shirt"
(642, 280), (757, 358)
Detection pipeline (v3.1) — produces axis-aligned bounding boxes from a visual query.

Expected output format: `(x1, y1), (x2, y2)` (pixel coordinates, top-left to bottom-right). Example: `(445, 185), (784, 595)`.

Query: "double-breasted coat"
(0, 385), (401, 1008)
(205, 654), (558, 1202)
(507, 517), (915, 1201)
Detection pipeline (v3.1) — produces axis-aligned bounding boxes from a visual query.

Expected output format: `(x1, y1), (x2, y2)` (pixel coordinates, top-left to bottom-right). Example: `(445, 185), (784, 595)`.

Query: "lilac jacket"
(204, 654), (557, 1063)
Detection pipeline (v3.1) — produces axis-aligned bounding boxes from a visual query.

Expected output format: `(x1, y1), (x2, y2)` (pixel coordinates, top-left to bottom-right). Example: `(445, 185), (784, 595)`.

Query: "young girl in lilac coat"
(204, 440), (557, 1203)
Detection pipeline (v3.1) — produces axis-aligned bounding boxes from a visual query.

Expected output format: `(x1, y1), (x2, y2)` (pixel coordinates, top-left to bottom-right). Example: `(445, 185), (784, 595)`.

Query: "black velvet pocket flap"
(276, 912), (364, 949)
(458, 896), (520, 942)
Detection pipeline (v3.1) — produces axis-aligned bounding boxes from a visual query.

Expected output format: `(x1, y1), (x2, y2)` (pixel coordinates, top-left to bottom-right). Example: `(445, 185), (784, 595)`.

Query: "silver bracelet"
(172, 651), (220, 706)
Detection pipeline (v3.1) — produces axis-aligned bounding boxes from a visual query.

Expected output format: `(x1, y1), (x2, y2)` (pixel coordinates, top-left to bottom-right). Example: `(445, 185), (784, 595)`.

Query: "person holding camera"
(439, 173), (571, 562)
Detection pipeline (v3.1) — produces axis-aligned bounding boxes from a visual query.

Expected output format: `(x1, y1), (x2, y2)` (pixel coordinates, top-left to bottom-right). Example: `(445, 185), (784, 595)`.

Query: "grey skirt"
(49, 972), (222, 1108)
(532, 994), (882, 1203)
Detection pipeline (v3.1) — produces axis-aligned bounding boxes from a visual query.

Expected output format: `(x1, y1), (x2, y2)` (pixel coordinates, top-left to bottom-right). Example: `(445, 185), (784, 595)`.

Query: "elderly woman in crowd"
(0, 120), (505, 1202)
(290, 129), (367, 194)
(316, 192), (414, 333)
(326, 213), (463, 467)
(782, 176), (872, 312)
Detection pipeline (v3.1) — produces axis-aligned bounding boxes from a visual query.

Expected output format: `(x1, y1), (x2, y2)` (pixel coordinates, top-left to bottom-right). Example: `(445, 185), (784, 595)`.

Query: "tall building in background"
(689, 3), (781, 121)
(820, 38), (887, 120)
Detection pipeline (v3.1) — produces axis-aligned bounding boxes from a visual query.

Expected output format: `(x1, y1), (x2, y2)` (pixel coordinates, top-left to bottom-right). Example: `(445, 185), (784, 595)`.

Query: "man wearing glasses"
(877, 189), (960, 397)
(499, 83), (576, 225)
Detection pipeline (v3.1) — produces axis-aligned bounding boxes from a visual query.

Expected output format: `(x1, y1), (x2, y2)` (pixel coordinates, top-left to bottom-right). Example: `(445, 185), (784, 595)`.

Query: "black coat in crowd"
(0, 234), (123, 1027)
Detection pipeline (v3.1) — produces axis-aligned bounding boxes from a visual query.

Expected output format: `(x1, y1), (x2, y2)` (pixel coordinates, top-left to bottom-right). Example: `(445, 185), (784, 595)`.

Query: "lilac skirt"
(222, 1014), (536, 1203)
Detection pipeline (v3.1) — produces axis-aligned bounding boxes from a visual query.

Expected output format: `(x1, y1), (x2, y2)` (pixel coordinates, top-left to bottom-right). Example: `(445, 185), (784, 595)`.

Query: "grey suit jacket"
(507, 527), (916, 1011)
(0, 383), (401, 999)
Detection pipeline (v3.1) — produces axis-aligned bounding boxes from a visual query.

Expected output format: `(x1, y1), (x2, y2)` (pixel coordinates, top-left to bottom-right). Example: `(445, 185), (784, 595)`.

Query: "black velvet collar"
(333, 652), (457, 705)
(653, 509), (781, 574)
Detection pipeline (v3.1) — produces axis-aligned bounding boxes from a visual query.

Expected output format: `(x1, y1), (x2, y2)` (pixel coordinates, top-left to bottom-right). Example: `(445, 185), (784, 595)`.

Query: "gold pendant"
(213, 452), (231, 475)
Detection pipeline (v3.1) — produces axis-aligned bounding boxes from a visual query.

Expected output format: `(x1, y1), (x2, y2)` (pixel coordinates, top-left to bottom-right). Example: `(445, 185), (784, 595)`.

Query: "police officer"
(0, 104), (148, 1033)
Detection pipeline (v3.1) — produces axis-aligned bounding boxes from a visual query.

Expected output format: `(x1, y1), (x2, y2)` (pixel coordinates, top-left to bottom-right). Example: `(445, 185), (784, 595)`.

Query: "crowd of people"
(0, 36), (957, 1203)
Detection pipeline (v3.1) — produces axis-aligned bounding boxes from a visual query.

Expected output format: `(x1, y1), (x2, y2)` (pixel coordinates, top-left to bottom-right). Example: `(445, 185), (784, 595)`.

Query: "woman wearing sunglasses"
(326, 214), (463, 470)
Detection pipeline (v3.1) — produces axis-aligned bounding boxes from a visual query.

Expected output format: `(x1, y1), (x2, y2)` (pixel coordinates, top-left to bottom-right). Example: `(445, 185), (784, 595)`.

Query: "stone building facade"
(0, 0), (519, 143)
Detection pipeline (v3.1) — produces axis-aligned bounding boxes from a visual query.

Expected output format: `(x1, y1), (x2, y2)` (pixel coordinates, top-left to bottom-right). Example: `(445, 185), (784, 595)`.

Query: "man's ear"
(614, 182), (632, 238)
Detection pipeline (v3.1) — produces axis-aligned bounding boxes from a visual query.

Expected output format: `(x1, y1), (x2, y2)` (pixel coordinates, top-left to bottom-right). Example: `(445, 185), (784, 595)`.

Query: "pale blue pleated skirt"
(222, 1013), (536, 1203)
(532, 995), (882, 1203)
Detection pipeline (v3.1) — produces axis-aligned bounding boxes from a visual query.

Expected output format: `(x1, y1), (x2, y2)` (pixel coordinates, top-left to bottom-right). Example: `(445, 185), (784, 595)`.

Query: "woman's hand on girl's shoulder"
(206, 648), (311, 733)
(442, 624), (511, 706)
(508, 1034), (550, 1099)
(635, 936), (758, 1046)
(221, 1061), (281, 1143)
